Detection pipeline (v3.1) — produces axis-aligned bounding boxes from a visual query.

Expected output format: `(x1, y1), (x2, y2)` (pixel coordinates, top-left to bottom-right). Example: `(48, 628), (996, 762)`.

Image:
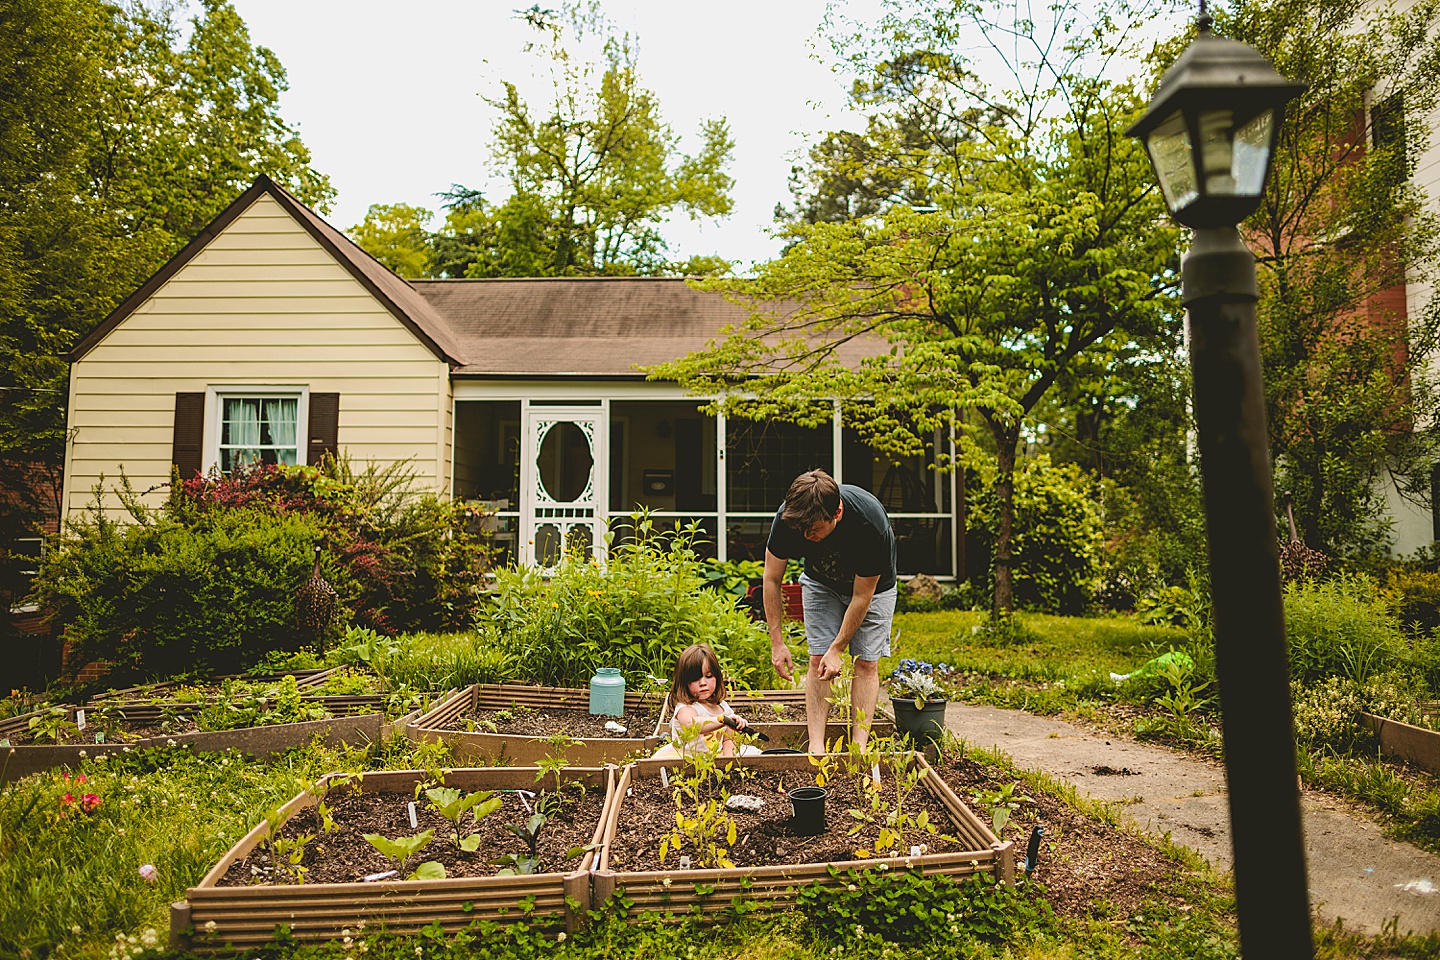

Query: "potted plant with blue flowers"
(887, 659), (949, 742)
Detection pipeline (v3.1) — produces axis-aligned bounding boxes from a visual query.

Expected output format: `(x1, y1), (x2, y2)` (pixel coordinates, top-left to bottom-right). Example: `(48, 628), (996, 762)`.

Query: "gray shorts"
(801, 574), (896, 661)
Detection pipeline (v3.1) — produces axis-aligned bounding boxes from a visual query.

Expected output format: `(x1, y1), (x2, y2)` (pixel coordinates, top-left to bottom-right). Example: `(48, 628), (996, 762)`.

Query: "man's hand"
(771, 641), (794, 682)
(817, 648), (843, 681)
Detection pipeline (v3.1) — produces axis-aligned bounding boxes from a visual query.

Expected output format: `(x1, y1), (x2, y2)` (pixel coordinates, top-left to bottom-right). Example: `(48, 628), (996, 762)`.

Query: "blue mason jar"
(588, 667), (625, 716)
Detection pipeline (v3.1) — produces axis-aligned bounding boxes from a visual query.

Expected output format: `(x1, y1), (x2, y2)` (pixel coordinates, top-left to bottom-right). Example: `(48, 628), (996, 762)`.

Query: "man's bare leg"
(806, 654), (832, 753)
(851, 658), (880, 749)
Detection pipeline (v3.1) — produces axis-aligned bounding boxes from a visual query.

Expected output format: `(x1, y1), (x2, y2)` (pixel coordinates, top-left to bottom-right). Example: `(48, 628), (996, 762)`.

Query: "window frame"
(203, 385), (311, 474)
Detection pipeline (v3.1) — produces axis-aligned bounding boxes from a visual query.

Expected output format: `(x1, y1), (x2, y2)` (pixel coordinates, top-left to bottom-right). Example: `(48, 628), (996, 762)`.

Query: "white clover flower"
(557, 932), (567, 942)
(71, 925), (81, 935)
(140, 929), (157, 948)
(204, 921), (218, 934)
(854, 924), (865, 937)
(78, 750), (87, 759)
(846, 883), (856, 891)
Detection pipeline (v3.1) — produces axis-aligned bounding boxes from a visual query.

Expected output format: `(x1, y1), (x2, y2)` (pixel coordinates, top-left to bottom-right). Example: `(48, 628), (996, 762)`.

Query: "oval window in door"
(537, 420), (594, 503)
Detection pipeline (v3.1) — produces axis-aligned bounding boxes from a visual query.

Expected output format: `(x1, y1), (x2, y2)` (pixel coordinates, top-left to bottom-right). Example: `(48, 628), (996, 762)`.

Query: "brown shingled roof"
(411, 277), (762, 377)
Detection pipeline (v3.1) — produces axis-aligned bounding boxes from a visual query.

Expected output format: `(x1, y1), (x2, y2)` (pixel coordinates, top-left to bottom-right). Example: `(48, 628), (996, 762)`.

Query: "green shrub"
(967, 456), (1104, 614)
(1284, 574), (1404, 685)
(33, 463), (493, 680)
(34, 502), (337, 677)
(1291, 677), (1373, 753)
(1385, 567), (1440, 637)
(481, 516), (772, 688)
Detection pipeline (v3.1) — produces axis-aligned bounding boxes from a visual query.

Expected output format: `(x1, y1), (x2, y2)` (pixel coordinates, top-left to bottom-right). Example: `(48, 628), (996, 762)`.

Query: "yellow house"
(65, 178), (964, 578)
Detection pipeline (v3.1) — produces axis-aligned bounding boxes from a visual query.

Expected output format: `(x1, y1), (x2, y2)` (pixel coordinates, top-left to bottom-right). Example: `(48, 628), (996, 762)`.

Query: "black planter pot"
(786, 785), (828, 835)
(890, 696), (947, 743)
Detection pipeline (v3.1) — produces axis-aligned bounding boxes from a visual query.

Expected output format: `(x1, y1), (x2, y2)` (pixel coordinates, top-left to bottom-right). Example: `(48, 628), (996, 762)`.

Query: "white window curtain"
(220, 396), (299, 471)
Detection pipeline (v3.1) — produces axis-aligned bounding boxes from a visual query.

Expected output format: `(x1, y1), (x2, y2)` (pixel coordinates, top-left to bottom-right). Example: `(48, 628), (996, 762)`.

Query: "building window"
(220, 397), (298, 471)
(1372, 93), (1407, 170)
(206, 388), (308, 473)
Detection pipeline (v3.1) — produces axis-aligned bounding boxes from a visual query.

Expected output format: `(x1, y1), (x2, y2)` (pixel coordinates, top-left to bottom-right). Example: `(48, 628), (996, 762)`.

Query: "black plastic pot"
(787, 785), (828, 835)
(890, 696), (947, 743)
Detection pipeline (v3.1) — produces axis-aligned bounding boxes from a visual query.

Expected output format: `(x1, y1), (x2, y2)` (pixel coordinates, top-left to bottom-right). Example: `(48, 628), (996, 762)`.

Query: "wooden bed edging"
(173, 765), (615, 952)
(593, 752), (1012, 924)
(0, 710), (395, 783)
(1357, 711), (1440, 775)
(407, 683), (666, 766)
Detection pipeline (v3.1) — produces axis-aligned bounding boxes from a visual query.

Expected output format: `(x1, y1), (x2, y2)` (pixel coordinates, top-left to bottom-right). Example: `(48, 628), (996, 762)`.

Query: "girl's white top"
(669, 699), (736, 755)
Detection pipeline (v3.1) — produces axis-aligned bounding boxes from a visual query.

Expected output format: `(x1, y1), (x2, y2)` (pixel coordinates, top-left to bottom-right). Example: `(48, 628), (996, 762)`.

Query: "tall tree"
(0, 0), (331, 655)
(354, 3), (735, 278)
(1213, 0), (1440, 560)
(349, 203), (435, 279)
(654, 0), (1180, 615)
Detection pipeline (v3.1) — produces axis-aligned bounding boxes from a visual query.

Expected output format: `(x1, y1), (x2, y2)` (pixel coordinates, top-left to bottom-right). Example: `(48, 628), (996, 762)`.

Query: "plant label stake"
(363, 870), (398, 882)
(407, 801), (418, 829)
(679, 855), (691, 869)
(517, 789), (533, 812)
(660, 767), (669, 788)
(75, 710), (86, 731)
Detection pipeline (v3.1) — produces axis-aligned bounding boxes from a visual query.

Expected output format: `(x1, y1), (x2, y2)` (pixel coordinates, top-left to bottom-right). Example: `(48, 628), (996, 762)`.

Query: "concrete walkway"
(948, 701), (1440, 936)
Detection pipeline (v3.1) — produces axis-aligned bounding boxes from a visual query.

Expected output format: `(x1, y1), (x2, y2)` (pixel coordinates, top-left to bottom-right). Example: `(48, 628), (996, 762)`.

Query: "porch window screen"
(220, 397), (298, 471)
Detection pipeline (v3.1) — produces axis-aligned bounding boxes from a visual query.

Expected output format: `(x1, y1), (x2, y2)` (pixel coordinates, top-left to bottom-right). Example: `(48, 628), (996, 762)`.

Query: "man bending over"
(764, 469), (897, 753)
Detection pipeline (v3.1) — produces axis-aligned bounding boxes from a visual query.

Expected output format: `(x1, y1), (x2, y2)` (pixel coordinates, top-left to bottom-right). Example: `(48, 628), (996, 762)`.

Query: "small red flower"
(81, 793), (101, 813)
(61, 793), (74, 804)
(75, 775), (88, 785)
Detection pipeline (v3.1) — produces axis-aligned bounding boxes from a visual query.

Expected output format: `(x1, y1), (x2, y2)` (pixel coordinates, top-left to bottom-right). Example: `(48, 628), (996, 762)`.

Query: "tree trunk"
(991, 422), (1020, 617)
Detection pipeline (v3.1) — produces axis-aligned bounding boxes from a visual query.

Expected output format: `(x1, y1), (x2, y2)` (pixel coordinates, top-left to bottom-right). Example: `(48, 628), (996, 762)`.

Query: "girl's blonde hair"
(669, 643), (728, 707)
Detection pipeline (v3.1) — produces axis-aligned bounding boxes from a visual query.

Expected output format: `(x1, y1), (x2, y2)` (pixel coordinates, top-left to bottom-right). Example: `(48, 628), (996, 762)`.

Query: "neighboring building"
(63, 177), (963, 577)
(1374, 0), (1440, 554)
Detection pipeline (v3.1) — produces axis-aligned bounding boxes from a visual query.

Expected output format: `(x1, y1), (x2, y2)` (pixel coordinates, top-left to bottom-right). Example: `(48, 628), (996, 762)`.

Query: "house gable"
(63, 189), (454, 518)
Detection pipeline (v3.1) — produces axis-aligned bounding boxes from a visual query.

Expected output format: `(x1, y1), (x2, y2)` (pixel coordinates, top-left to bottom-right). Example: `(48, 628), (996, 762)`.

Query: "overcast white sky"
(223, 1), (888, 269)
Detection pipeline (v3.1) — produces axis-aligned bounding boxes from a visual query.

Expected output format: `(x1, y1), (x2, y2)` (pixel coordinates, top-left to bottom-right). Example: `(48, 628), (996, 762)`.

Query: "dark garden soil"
(219, 783), (605, 886)
(442, 705), (662, 739)
(605, 768), (975, 872)
(931, 753), (1187, 924)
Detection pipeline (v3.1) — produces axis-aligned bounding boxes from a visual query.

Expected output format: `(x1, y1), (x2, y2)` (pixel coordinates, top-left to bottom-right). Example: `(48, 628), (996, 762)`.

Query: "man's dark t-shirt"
(767, 485), (897, 595)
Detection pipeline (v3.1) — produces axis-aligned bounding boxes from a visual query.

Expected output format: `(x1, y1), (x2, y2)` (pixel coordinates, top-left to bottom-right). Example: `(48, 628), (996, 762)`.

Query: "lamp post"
(1127, 8), (1312, 959)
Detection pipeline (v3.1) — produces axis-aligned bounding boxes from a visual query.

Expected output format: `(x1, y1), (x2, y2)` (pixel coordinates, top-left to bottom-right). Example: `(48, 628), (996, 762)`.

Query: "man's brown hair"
(782, 469), (841, 532)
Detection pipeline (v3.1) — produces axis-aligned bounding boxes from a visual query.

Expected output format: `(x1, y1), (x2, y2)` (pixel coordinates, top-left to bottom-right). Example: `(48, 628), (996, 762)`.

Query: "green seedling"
(363, 829), (445, 880)
(259, 807), (312, 883)
(492, 812), (592, 876)
(973, 782), (1033, 836)
(425, 786), (502, 852)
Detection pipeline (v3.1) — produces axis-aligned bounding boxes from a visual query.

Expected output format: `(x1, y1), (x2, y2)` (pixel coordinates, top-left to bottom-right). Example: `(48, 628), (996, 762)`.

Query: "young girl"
(667, 643), (759, 758)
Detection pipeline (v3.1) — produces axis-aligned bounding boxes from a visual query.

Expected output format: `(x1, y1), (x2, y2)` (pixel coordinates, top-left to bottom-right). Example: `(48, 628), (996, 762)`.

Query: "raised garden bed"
(1358, 711), (1440, 775)
(409, 684), (664, 765)
(592, 752), (1011, 923)
(0, 693), (439, 782)
(665, 688), (896, 751)
(172, 765), (614, 952)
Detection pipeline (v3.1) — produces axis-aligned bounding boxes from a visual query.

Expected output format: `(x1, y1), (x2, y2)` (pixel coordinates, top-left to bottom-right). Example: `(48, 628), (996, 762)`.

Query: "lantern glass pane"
(1146, 111), (1198, 212)
(1232, 109), (1274, 196)
(1198, 109), (1237, 194)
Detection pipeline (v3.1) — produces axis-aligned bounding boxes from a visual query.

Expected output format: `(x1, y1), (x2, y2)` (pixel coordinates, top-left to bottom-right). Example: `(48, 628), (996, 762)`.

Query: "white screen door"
(521, 404), (608, 568)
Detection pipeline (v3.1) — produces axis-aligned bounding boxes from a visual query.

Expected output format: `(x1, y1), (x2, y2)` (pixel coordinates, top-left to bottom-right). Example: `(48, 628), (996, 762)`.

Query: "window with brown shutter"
(172, 392), (205, 479)
(308, 393), (339, 466)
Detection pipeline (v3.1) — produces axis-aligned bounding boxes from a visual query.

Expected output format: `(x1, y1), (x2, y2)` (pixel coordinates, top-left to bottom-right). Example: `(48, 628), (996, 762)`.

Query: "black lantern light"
(1126, 10), (1304, 229)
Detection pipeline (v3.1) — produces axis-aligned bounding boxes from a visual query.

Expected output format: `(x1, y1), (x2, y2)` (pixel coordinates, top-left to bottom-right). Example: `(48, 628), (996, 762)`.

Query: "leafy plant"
(492, 812), (592, 876)
(1285, 574), (1404, 684)
(662, 739), (743, 869)
(887, 659), (947, 709)
(798, 867), (1055, 946)
(259, 807), (313, 883)
(425, 786), (502, 852)
(480, 512), (772, 687)
(843, 741), (942, 859)
(362, 829), (445, 880)
(972, 782), (1033, 837)
(27, 707), (77, 744)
